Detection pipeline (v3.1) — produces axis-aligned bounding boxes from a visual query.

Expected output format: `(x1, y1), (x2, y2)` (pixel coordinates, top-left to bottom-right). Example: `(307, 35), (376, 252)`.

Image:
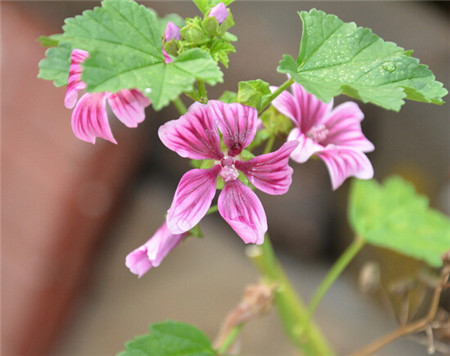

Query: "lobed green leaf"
(278, 9), (447, 111)
(348, 176), (450, 267)
(37, 42), (72, 87)
(118, 320), (216, 356)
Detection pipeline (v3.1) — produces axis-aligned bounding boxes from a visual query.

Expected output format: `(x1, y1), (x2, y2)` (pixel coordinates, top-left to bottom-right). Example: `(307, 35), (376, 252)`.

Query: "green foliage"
(193, 0), (235, 15)
(237, 79), (271, 111)
(218, 90), (237, 103)
(349, 176), (450, 267)
(278, 9), (447, 111)
(38, 0), (223, 110)
(37, 34), (63, 47)
(37, 43), (71, 87)
(118, 321), (216, 356)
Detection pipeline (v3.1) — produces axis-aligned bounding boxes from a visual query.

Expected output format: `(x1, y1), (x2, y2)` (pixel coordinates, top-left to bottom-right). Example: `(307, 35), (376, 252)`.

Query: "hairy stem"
(247, 235), (336, 356)
(197, 80), (208, 103)
(172, 97), (187, 115)
(259, 77), (294, 114)
(307, 237), (365, 321)
(216, 324), (243, 355)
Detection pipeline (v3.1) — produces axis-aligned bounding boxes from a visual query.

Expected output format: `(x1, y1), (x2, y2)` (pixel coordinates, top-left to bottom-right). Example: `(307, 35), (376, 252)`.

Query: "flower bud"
(208, 3), (228, 24)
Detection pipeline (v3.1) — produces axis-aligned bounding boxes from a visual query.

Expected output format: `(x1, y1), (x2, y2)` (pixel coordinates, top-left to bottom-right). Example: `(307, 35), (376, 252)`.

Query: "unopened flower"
(125, 222), (187, 278)
(65, 49), (150, 144)
(158, 101), (297, 245)
(208, 3), (229, 24)
(272, 83), (374, 190)
(163, 22), (181, 63)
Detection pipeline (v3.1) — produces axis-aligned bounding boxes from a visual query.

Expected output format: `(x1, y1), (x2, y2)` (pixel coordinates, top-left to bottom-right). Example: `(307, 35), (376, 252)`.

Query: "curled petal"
(270, 86), (301, 125)
(108, 89), (150, 128)
(288, 128), (323, 163)
(164, 21), (181, 41)
(236, 141), (298, 195)
(167, 166), (220, 234)
(208, 3), (229, 24)
(208, 100), (257, 156)
(159, 102), (223, 160)
(321, 102), (374, 152)
(64, 49), (89, 109)
(71, 92), (116, 144)
(218, 180), (267, 245)
(318, 147), (374, 190)
(125, 222), (187, 278)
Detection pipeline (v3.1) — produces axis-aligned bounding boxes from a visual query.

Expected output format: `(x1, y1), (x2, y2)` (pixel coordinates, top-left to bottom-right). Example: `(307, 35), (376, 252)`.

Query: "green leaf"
(218, 90), (237, 103)
(37, 42), (71, 87)
(58, 0), (222, 110)
(278, 9), (447, 111)
(209, 39), (235, 67)
(119, 320), (216, 356)
(38, 34), (63, 47)
(348, 176), (450, 268)
(237, 79), (271, 111)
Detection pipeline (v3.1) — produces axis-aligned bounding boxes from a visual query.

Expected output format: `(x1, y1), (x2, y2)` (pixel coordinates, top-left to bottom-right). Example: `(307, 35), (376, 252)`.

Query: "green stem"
(247, 235), (336, 356)
(259, 77), (294, 114)
(217, 324), (244, 355)
(197, 80), (208, 103)
(307, 237), (365, 321)
(263, 136), (275, 154)
(172, 97), (187, 115)
(207, 204), (218, 215)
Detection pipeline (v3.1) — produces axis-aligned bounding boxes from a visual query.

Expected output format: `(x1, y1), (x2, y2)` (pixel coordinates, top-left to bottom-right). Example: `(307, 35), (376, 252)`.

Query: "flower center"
(219, 156), (239, 182)
(307, 124), (329, 143)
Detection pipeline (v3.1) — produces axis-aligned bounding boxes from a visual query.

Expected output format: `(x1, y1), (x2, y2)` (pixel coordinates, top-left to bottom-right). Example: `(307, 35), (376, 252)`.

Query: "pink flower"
(208, 3), (229, 24)
(64, 49), (150, 144)
(125, 222), (187, 278)
(162, 22), (181, 64)
(272, 83), (375, 190)
(158, 101), (298, 245)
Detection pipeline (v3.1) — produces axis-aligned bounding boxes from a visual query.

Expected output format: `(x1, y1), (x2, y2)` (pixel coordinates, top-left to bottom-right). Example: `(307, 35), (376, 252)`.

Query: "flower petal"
(288, 128), (323, 163)
(270, 86), (301, 125)
(236, 141), (298, 195)
(108, 89), (150, 128)
(167, 166), (220, 234)
(71, 92), (116, 144)
(318, 147), (374, 190)
(125, 222), (187, 277)
(64, 49), (89, 109)
(218, 180), (267, 245)
(208, 100), (258, 156)
(208, 3), (229, 24)
(164, 21), (181, 41)
(158, 102), (223, 160)
(321, 102), (374, 152)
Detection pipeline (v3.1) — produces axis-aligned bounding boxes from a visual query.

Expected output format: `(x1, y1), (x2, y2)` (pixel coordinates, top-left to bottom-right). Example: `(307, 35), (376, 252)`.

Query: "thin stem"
(207, 204), (218, 215)
(263, 136), (275, 154)
(247, 235), (336, 356)
(307, 237), (365, 321)
(197, 80), (208, 103)
(172, 97), (187, 115)
(217, 324), (244, 355)
(259, 77), (294, 114)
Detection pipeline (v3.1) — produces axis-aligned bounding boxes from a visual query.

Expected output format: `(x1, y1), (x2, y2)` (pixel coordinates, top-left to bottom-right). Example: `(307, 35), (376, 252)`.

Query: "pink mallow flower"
(163, 22), (181, 63)
(158, 101), (298, 245)
(271, 83), (374, 190)
(64, 49), (150, 144)
(125, 222), (187, 278)
(208, 2), (229, 24)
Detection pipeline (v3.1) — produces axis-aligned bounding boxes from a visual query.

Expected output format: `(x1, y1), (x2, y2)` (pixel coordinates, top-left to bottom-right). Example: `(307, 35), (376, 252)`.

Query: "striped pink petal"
(108, 89), (150, 128)
(125, 222), (187, 277)
(218, 180), (267, 245)
(166, 166), (220, 234)
(71, 92), (116, 144)
(236, 141), (298, 195)
(159, 102), (223, 160)
(287, 128), (323, 163)
(208, 100), (257, 157)
(318, 147), (374, 190)
(64, 49), (89, 109)
(320, 102), (374, 152)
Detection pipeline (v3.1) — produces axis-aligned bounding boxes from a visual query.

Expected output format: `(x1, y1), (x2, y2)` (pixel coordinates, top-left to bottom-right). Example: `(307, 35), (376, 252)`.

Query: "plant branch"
(307, 237), (365, 321)
(247, 235), (336, 356)
(172, 97), (187, 115)
(259, 77), (294, 114)
(348, 251), (450, 356)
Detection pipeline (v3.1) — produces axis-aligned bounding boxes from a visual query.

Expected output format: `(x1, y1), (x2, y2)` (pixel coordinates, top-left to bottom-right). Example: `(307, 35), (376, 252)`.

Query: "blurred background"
(2, 1), (449, 355)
